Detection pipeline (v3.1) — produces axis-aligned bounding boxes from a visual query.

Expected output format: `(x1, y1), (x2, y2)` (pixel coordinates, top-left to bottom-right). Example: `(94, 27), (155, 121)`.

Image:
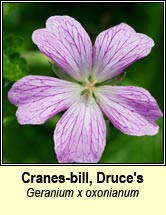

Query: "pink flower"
(8, 16), (162, 163)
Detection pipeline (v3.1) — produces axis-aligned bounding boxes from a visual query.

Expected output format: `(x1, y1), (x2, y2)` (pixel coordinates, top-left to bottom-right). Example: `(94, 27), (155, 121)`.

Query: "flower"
(8, 15), (162, 163)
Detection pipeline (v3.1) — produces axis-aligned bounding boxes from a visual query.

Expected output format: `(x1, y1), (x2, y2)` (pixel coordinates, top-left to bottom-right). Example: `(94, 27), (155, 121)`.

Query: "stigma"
(81, 78), (97, 99)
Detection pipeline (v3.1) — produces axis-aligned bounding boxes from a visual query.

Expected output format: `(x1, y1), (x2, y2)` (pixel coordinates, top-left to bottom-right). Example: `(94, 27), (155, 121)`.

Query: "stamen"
(81, 78), (97, 99)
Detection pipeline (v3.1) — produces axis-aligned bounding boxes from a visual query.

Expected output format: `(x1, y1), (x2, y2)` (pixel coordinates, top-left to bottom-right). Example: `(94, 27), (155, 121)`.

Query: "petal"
(92, 23), (154, 82)
(32, 16), (92, 81)
(54, 96), (106, 163)
(8, 75), (82, 124)
(94, 86), (162, 136)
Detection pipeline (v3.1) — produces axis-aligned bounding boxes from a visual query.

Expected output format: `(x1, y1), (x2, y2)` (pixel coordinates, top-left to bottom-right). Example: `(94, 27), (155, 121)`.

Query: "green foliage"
(3, 116), (15, 127)
(3, 52), (28, 81)
(51, 63), (76, 82)
(3, 34), (29, 81)
(100, 118), (163, 163)
(3, 34), (23, 55)
(3, 3), (17, 17)
(96, 72), (126, 86)
(3, 5), (29, 130)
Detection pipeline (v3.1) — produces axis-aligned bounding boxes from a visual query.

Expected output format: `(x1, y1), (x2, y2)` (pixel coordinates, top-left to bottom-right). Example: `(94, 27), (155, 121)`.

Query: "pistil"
(81, 78), (97, 98)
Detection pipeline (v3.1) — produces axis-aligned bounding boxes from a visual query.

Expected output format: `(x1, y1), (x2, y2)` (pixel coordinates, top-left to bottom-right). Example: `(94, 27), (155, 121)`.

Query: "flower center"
(81, 78), (97, 99)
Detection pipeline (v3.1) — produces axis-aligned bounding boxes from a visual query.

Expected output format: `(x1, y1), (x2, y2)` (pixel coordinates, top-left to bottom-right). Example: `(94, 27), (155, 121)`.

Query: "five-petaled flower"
(8, 16), (162, 163)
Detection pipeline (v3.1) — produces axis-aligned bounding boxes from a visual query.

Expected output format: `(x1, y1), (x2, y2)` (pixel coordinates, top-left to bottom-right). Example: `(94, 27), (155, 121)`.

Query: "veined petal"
(92, 23), (154, 82)
(95, 86), (162, 136)
(32, 16), (92, 81)
(54, 96), (106, 163)
(8, 75), (82, 124)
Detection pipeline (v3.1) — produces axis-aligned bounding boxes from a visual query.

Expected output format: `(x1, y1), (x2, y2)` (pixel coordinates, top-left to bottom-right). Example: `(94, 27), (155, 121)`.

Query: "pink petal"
(32, 16), (92, 81)
(95, 86), (162, 136)
(8, 75), (82, 124)
(92, 23), (154, 82)
(54, 96), (106, 163)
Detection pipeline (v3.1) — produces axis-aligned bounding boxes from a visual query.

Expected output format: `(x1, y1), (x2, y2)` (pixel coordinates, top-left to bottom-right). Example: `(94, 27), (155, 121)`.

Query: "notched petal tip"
(92, 22), (155, 82)
(32, 15), (92, 81)
(118, 22), (155, 48)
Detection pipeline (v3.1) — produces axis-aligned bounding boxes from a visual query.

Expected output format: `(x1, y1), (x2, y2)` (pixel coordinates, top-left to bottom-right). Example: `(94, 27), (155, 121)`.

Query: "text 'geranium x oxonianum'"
(8, 16), (162, 163)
